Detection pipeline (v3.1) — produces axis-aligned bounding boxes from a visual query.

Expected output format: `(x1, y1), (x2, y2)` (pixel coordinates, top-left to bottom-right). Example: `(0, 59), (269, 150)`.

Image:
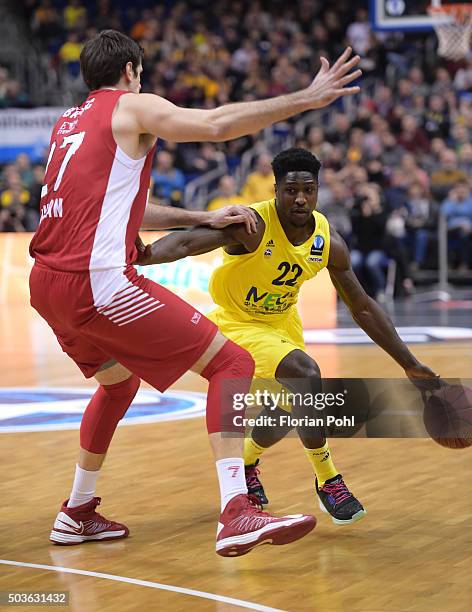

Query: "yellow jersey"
(209, 199), (330, 324)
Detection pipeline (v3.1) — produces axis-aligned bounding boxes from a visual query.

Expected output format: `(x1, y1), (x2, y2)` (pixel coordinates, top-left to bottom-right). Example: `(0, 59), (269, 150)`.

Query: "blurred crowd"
(1, 0), (471, 296)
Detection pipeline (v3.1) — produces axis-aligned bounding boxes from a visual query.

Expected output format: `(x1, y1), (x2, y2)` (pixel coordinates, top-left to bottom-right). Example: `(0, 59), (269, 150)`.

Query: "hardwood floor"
(1, 310), (471, 611)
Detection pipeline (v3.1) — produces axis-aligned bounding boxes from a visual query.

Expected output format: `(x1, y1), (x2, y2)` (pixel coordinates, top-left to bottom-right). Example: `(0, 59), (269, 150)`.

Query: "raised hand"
(307, 47), (362, 110)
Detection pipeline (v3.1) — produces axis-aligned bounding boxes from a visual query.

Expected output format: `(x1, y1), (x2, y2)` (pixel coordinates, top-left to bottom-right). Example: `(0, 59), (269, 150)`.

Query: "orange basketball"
(423, 385), (472, 450)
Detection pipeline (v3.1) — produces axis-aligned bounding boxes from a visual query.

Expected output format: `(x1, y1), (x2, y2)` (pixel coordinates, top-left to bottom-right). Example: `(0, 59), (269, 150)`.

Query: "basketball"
(423, 384), (472, 450)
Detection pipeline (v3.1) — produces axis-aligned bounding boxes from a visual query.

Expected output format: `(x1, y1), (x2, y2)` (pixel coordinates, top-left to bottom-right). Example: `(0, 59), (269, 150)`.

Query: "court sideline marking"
(0, 559), (285, 612)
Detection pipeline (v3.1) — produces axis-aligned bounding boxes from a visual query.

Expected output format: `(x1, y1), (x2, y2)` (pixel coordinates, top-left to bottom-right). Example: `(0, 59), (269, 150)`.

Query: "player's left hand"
(404, 362), (442, 391)
(135, 235), (152, 265)
(206, 205), (257, 233)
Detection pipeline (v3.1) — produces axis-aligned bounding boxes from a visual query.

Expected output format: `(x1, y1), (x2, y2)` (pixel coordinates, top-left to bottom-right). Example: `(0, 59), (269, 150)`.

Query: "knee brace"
(80, 374), (140, 454)
(201, 340), (255, 434)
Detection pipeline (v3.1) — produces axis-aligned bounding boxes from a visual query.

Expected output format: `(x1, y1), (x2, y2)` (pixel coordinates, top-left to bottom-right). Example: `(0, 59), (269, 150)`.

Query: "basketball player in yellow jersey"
(138, 148), (439, 525)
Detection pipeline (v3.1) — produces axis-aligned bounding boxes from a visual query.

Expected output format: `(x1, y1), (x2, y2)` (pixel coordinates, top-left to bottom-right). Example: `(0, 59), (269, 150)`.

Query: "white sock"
(216, 458), (248, 512)
(67, 464), (100, 508)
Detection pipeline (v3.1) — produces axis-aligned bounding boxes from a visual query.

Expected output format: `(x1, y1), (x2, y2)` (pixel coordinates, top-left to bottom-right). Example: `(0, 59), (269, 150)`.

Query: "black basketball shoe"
(316, 475), (366, 525)
(245, 460), (269, 505)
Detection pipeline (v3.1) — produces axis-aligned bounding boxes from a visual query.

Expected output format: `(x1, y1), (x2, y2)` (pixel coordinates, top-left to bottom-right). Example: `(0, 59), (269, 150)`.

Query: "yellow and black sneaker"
(316, 475), (366, 525)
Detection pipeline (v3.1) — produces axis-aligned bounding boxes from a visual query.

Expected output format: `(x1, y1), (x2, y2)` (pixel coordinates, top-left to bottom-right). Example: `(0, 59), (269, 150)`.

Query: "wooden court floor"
(1, 310), (472, 611)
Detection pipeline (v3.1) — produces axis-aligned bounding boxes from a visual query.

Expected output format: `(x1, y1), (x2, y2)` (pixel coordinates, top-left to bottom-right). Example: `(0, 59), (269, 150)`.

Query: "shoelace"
(245, 465), (262, 489)
(321, 479), (351, 506)
(246, 493), (267, 515)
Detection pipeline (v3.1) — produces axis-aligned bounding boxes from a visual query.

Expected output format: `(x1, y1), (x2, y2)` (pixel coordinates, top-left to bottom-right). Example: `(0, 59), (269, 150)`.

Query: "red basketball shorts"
(29, 264), (217, 391)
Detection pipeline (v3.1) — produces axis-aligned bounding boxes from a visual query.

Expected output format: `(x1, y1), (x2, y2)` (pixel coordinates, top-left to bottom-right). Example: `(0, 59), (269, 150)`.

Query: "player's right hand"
(134, 235), (153, 266)
(207, 205), (258, 233)
(307, 47), (362, 109)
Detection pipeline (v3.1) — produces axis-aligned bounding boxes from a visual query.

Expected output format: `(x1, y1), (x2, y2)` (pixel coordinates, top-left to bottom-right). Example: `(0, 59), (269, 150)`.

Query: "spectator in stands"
(326, 113), (351, 147)
(307, 126), (332, 162)
(454, 57), (472, 91)
(384, 170), (409, 212)
(0, 173), (30, 232)
(396, 78), (415, 108)
(317, 181), (352, 244)
(431, 149), (468, 202)
(185, 143), (225, 176)
(452, 124), (470, 153)
(408, 66), (430, 98)
(405, 183), (438, 271)
(241, 153), (274, 202)
(442, 180), (472, 270)
(424, 136), (448, 174)
(374, 85), (394, 118)
(423, 94), (450, 140)
(346, 8), (372, 57)
(59, 32), (83, 79)
(31, 0), (62, 47)
(16, 154), (35, 190)
(431, 67), (453, 96)
(151, 151), (185, 208)
(397, 115), (430, 155)
(380, 131), (404, 168)
(400, 153), (429, 192)
(63, 0), (87, 31)
(350, 184), (389, 301)
(207, 175), (247, 211)
(458, 143), (472, 176)
(385, 200), (415, 296)
(0, 79), (31, 108)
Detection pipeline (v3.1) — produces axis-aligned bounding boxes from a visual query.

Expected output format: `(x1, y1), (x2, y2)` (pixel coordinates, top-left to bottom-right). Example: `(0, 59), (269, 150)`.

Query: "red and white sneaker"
(50, 497), (129, 545)
(216, 494), (316, 557)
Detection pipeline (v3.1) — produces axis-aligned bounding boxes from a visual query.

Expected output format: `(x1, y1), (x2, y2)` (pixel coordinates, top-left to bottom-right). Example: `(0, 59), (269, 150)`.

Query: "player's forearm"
(141, 202), (211, 229)
(350, 298), (419, 369)
(142, 227), (229, 265)
(208, 91), (311, 141)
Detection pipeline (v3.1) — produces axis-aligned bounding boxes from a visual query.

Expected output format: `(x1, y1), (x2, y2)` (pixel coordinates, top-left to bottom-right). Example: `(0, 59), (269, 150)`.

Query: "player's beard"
(289, 209), (311, 227)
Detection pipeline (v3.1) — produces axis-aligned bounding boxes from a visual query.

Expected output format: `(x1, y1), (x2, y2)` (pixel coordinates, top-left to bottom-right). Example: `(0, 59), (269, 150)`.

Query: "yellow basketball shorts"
(207, 307), (305, 379)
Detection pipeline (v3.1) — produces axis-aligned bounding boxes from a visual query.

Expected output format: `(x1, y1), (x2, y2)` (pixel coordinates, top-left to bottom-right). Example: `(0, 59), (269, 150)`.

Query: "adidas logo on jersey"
(265, 239), (275, 247)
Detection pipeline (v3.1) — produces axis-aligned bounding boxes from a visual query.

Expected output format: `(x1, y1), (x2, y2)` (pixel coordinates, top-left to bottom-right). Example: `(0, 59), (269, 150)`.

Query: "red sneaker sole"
(216, 515), (316, 557)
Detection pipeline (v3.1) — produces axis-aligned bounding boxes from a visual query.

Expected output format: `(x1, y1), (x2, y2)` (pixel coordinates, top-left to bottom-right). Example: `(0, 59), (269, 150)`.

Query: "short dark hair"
(80, 30), (144, 91)
(271, 148), (321, 184)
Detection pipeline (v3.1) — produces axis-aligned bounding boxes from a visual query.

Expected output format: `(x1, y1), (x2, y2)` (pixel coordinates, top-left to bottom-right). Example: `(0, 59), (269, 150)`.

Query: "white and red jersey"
(30, 89), (155, 275)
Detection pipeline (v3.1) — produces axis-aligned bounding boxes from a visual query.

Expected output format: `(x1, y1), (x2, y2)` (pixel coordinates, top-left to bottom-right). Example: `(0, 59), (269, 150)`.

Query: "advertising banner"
(0, 107), (64, 162)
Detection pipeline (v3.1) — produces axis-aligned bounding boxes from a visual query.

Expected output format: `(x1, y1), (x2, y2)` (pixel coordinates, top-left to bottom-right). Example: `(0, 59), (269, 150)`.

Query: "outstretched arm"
(128, 48), (361, 142)
(327, 229), (439, 383)
(137, 215), (264, 265)
(141, 201), (257, 233)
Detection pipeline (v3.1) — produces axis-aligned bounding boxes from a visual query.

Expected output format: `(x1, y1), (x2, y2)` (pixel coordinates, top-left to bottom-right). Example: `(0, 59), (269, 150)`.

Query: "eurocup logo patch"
(307, 234), (324, 262)
(311, 235), (325, 256)
(0, 388), (206, 433)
